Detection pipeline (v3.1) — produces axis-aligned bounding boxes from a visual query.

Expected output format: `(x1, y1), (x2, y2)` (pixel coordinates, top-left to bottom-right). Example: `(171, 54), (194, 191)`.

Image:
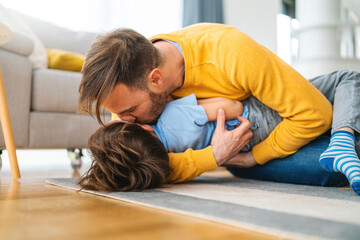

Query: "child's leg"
(320, 127), (360, 195)
(312, 70), (360, 195)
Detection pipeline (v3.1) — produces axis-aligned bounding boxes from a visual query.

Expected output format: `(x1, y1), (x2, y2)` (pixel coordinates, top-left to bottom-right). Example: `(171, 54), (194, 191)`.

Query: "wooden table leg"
(0, 68), (20, 179)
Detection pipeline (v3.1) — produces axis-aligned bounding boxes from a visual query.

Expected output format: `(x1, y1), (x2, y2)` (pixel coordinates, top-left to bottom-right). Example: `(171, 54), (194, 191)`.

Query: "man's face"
(102, 83), (167, 124)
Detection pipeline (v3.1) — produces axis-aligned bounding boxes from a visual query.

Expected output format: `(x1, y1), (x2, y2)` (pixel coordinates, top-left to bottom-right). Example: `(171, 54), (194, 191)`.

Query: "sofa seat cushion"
(32, 68), (82, 113)
(29, 111), (111, 148)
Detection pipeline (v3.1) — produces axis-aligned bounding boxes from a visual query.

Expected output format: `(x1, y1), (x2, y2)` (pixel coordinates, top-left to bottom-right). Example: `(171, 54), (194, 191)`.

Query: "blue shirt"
(150, 94), (249, 153)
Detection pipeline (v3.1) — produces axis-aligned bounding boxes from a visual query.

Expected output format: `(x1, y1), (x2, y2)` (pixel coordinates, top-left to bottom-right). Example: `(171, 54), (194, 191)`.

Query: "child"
(78, 70), (360, 195)
(78, 121), (171, 191)
(78, 94), (247, 192)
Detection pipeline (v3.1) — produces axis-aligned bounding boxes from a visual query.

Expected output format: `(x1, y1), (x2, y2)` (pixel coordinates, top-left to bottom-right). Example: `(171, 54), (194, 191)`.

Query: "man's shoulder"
(149, 23), (236, 40)
(184, 23), (229, 29)
(177, 23), (236, 35)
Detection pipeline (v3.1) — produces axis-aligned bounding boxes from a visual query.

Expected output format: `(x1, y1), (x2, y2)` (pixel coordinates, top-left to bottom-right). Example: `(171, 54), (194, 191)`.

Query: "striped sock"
(319, 130), (360, 196)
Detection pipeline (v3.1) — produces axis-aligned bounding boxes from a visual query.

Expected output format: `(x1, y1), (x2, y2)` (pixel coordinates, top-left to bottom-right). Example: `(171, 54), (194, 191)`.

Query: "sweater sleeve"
(167, 146), (218, 183)
(223, 28), (332, 164)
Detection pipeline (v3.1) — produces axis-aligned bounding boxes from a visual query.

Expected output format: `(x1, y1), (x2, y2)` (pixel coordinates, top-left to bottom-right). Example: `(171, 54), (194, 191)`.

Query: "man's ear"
(147, 68), (163, 92)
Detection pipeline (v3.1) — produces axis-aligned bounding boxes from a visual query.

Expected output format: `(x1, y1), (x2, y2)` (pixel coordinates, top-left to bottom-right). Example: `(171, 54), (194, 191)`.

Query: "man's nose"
(117, 114), (136, 122)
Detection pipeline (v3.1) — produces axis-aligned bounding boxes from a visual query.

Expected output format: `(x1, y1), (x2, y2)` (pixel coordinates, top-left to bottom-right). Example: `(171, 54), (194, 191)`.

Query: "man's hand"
(223, 151), (257, 168)
(211, 108), (253, 166)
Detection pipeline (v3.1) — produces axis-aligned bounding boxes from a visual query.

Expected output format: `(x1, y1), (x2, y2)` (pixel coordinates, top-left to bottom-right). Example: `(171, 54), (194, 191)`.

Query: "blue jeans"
(227, 135), (348, 187)
(228, 70), (360, 187)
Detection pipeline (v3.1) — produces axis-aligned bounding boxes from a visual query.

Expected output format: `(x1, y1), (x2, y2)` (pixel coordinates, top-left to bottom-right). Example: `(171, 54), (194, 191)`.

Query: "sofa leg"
(67, 148), (83, 171)
(0, 149), (2, 170)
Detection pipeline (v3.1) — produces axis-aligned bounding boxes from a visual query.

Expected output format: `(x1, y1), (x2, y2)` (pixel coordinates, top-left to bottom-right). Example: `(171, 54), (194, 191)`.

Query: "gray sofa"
(0, 13), (110, 169)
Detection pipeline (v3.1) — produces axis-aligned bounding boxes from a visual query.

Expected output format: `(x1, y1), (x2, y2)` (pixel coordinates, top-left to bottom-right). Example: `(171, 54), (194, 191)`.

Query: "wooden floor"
(0, 150), (279, 240)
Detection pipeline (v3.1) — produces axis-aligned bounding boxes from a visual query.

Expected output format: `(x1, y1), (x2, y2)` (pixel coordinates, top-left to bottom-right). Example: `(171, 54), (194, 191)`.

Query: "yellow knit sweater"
(149, 23), (332, 182)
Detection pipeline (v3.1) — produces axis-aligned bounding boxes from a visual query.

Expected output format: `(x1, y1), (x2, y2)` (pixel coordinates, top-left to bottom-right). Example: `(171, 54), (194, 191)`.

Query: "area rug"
(45, 175), (360, 240)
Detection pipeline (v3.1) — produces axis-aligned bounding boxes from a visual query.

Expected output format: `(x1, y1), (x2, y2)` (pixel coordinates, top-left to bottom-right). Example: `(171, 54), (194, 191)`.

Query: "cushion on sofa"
(31, 69), (82, 113)
(29, 112), (110, 148)
(17, 12), (98, 55)
(46, 49), (85, 72)
(0, 30), (34, 57)
(0, 4), (48, 69)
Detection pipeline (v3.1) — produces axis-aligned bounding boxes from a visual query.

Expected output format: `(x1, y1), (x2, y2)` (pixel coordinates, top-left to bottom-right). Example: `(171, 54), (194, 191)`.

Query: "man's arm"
(167, 113), (254, 183)
(211, 109), (253, 166)
(167, 98), (252, 183)
(220, 28), (332, 165)
(167, 146), (218, 183)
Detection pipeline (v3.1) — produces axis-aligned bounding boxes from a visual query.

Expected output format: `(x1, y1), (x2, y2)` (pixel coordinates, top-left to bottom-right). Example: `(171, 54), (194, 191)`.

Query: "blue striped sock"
(319, 130), (360, 196)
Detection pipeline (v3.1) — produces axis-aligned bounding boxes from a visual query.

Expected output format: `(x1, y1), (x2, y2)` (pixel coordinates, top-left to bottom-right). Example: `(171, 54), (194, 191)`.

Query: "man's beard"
(146, 91), (168, 124)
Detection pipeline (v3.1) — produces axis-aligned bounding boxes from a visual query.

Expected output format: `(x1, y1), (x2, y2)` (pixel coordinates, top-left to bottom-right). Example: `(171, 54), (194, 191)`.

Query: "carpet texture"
(46, 176), (360, 240)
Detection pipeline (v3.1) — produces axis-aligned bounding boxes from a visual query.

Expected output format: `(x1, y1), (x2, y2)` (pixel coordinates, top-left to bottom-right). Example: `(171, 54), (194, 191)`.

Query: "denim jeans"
(228, 70), (360, 187)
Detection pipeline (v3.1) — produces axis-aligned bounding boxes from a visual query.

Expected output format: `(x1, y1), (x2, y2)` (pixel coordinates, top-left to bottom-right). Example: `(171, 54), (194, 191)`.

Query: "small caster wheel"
(67, 148), (83, 171)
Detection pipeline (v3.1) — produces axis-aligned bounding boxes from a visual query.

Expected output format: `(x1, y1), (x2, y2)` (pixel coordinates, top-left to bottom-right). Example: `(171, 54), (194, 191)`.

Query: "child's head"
(78, 121), (171, 191)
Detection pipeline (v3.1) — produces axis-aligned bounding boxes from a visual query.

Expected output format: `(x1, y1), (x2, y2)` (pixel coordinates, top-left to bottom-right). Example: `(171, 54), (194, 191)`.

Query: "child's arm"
(197, 98), (243, 121)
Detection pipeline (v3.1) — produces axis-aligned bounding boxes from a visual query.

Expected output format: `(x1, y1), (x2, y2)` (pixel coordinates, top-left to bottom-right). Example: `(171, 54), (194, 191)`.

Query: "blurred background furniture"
(0, 12), (110, 170)
(0, 22), (20, 179)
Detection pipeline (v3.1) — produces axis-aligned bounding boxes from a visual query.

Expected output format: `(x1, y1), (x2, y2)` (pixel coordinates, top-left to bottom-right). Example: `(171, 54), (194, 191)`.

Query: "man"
(78, 23), (346, 186)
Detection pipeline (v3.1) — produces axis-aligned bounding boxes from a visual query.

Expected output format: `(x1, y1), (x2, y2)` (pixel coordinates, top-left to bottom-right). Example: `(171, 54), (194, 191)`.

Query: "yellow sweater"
(146, 23), (333, 183)
(109, 23), (333, 182)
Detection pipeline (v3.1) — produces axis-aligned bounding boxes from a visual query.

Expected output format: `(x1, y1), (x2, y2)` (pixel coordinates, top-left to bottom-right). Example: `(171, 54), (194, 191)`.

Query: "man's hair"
(78, 28), (162, 124)
(78, 121), (171, 192)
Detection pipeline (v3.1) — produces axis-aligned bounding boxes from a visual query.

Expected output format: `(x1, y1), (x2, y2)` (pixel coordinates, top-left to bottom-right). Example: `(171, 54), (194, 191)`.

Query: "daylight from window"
(1, 0), (183, 37)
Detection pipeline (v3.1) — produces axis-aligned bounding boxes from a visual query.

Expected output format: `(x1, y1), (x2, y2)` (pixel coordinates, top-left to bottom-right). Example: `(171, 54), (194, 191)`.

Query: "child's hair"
(78, 121), (171, 192)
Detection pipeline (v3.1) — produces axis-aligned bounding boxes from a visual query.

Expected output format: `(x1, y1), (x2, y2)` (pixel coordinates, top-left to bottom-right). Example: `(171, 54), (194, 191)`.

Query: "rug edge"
(45, 178), (327, 240)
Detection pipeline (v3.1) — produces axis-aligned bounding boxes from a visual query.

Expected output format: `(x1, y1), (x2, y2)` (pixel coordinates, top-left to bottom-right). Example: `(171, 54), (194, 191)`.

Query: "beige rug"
(46, 175), (360, 240)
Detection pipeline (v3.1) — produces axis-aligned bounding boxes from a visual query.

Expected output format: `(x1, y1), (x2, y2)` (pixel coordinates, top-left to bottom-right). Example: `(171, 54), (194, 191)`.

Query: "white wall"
(293, 0), (360, 78)
(223, 0), (281, 53)
(1, 0), (183, 37)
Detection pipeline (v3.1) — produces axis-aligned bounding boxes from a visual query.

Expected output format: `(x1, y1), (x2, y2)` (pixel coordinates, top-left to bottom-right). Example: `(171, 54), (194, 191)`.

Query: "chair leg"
(67, 148), (83, 171)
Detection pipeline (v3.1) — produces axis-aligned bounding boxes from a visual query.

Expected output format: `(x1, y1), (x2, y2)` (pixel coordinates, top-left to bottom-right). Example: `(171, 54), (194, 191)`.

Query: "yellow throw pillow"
(111, 113), (118, 120)
(46, 48), (85, 72)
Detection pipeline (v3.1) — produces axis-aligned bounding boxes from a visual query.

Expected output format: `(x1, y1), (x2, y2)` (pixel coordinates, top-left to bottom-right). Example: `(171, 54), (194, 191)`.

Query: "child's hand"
(223, 151), (257, 168)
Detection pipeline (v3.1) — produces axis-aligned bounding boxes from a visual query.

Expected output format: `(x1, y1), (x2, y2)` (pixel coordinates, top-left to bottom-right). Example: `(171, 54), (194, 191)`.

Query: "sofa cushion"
(0, 30), (34, 57)
(0, 4), (48, 69)
(29, 112), (111, 148)
(46, 48), (85, 72)
(17, 11), (98, 55)
(32, 69), (82, 113)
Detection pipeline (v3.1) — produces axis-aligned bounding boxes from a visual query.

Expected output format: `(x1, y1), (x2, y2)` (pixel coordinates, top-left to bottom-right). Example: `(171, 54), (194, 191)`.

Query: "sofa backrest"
(16, 12), (99, 55)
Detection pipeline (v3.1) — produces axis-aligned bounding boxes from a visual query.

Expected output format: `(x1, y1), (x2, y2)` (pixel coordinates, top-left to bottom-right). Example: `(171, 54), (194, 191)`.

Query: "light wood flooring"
(0, 149), (279, 240)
